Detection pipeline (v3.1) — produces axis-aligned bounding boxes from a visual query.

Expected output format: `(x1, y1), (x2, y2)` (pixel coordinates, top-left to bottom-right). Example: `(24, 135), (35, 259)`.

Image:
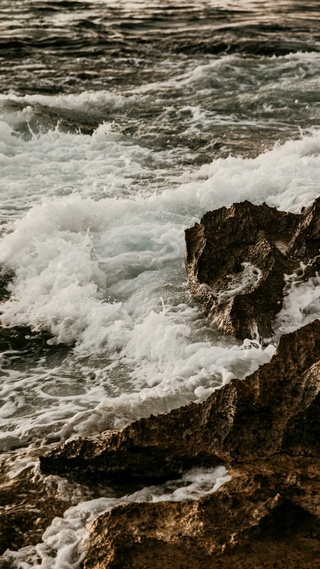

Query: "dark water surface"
(1, 0), (320, 95)
(1, 1), (320, 160)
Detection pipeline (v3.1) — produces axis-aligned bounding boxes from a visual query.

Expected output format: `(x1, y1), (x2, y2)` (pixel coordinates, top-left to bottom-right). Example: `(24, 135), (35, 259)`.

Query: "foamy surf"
(1, 131), (320, 449)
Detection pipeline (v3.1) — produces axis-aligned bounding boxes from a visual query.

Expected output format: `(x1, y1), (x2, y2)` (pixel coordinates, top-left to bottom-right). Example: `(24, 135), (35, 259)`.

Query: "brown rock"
(39, 321), (320, 568)
(83, 457), (320, 569)
(184, 200), (320, 340)
(40, 320), (320, 481)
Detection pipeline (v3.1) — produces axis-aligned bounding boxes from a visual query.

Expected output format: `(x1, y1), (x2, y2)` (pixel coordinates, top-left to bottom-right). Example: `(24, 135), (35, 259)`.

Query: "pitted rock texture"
(40, 320), (320, 481)
(288, 197), (320, 262)
(82, 457), (320, 569)
(185, 199), (320, 340)
(35, 199), (320, 567)
(39, 320), (320, 568)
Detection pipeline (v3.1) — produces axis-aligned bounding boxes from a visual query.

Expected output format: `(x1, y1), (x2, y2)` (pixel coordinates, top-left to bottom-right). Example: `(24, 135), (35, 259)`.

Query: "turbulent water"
(1, 1), (320, 566)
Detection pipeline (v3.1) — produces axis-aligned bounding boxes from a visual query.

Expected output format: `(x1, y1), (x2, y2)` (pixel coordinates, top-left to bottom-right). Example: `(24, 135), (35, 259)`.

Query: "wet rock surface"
(0, 325), (62, 353)
(288, 197), (320, 263)
(39, 319), (320, 567)
(185, 199), (320, 340)
(40, 320), (320, 480)
(5, 200), (320, 566)
(83, 457), (320, 569)
(0, 267), (13, 302)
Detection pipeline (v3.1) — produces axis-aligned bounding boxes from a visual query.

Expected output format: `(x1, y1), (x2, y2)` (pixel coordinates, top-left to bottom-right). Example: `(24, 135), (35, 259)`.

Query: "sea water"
(1, 1), (320, 566)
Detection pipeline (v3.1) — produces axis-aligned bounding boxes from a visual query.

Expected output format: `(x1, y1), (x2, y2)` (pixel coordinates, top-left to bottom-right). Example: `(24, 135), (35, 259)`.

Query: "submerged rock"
(185, 199), (320, 340)
(0, 266), (14, 302)
(0, 266), (70, 354)
(0, 325), (59, 353)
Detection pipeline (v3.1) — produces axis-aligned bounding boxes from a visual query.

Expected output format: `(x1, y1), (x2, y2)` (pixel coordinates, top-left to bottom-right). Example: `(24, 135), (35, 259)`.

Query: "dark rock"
(288, 197), (320, 264)
(0, 325), (57, 352)
(0, 266), (14, 302)
(184, 200), (320, 340)
(36, 198), (320, 567)
(40, 320), (320, 481)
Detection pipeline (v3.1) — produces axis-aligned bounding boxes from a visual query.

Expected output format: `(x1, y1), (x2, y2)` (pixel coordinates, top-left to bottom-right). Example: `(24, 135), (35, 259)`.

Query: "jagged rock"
(185, 200), (320, 340)
(82, 456), (320, 569)
(288, 197), (320, 264)
(39, 321), (320, 568)
(40, 320), (320, 481)
(36, 199), (320, 567)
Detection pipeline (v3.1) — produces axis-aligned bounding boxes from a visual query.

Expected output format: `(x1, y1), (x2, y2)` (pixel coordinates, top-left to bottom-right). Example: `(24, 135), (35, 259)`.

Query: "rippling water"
(1, 1), (320, 566)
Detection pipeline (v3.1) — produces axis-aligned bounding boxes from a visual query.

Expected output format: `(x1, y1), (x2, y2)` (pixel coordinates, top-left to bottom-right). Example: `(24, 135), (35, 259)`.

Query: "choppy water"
(1, 1), (320, 566)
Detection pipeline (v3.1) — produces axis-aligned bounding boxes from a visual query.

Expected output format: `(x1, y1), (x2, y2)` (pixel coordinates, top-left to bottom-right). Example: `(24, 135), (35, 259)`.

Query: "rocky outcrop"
(40, 320), (320, 480)
(287, 197), (320, 264)
(185, 199), (320, 340)
(39, 319), (320, 568)
(82, 456), (320, 569)
(37, 198), (320, 567)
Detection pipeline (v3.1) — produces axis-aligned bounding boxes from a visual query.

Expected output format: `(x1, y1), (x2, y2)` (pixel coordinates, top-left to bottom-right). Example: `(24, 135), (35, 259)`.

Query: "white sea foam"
(1, 24), (320, 569)
(274, 270), (320, 335)
(2, 466), (231, 569)
(0, 118), (180, 219)
(1, 130), (320, 446)
(207, 262), (262, 302)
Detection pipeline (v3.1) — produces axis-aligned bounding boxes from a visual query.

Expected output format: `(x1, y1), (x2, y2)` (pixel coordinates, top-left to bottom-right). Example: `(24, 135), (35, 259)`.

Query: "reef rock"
(40, 319), (320, 480)
(185, 200), (320, 340)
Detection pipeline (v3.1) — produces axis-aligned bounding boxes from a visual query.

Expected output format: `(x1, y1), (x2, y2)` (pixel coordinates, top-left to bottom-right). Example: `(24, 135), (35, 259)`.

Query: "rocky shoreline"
(40, 320), (320, 568)
(1, 200), (320, 567)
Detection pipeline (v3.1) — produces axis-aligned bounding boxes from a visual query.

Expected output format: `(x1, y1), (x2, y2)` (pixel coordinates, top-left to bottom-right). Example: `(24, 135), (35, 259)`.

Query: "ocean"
(1, 1), (320, 566)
